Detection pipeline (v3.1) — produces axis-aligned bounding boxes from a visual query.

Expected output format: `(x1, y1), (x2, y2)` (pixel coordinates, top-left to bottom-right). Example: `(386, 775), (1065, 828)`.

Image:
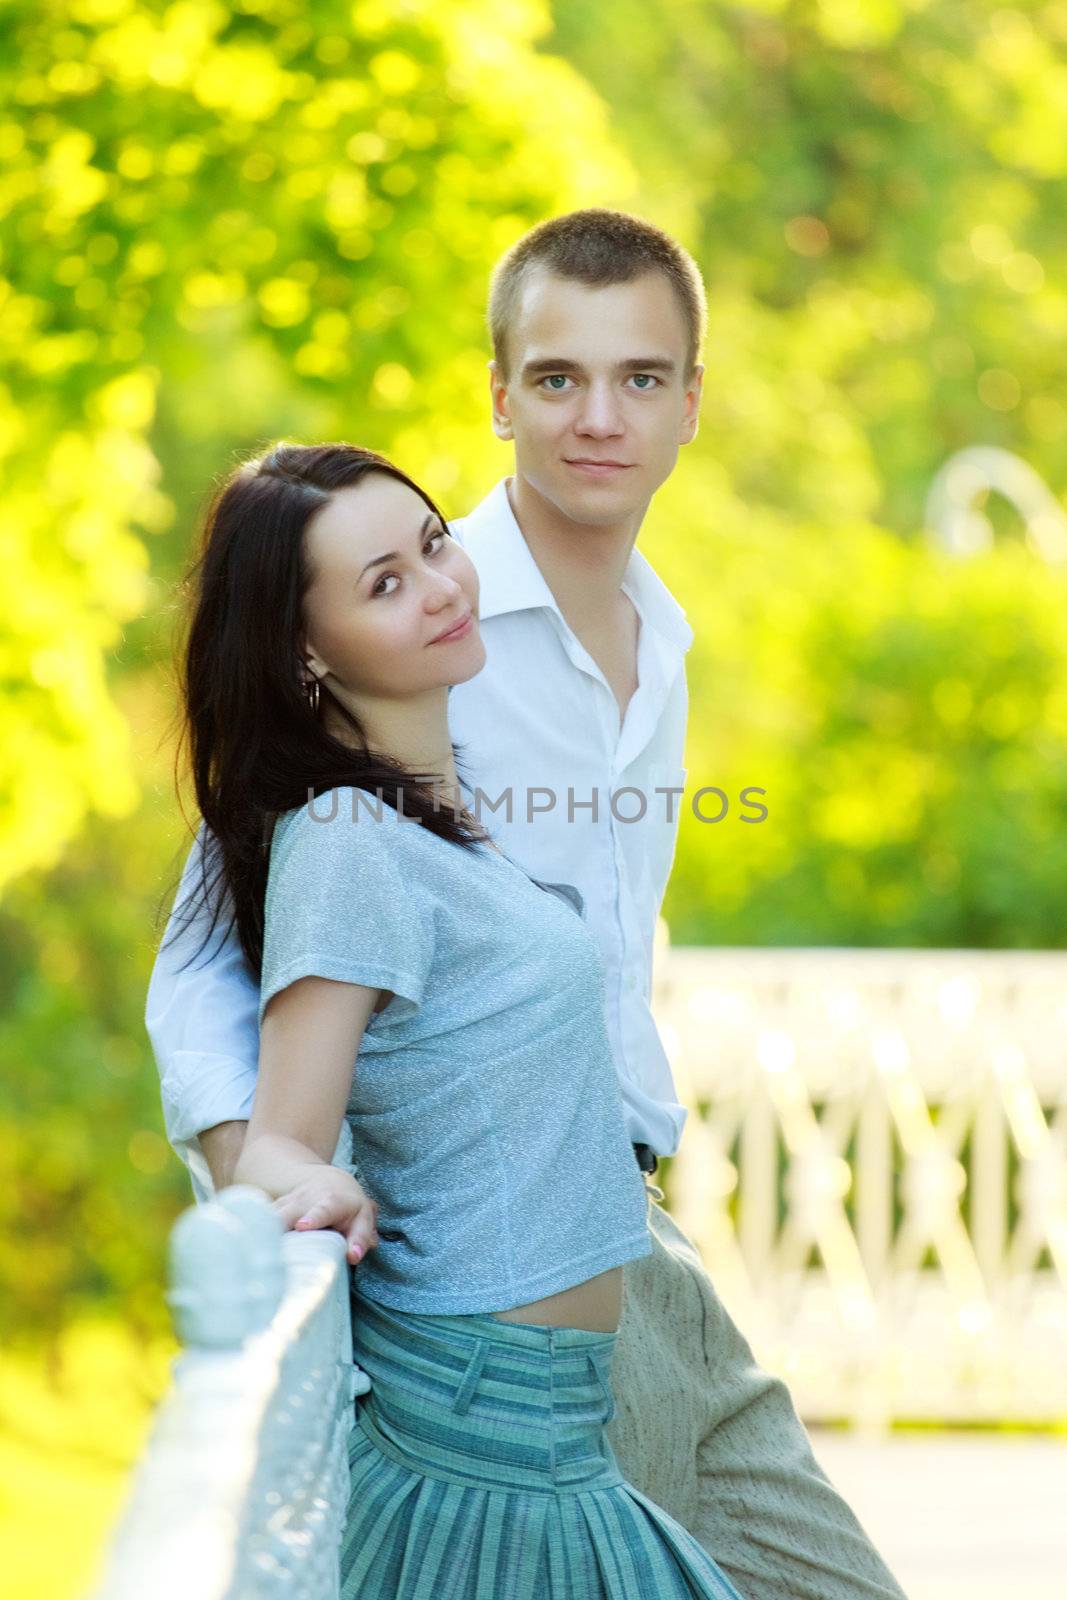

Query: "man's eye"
(541, 374), (572, 391)
(630, 374), (660, 390)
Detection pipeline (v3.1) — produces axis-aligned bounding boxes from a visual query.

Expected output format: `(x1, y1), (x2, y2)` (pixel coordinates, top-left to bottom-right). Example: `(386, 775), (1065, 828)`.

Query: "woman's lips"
(429, 611), (473, 644)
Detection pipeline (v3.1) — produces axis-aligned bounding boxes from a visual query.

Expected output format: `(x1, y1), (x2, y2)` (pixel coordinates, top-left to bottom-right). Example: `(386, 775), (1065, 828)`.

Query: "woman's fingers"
(346, 1201), (381, 1263)
(271, 1194), (313, 1229)
(271, 1193), (340, 1231)
(270, 1184), (380, 1262)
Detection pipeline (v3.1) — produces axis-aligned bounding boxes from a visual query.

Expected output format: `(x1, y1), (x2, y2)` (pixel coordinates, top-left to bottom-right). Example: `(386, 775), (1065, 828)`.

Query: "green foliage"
(0, 734), (189, 1349)
(0, 1318), (172, 1600)
(0, 0), (632, 1340)
(551, 0), (1067, 537)
(647, 486), (1067, 946)
(0, 0), (632, 886)
(5, 0), (1067, 1354)
(549, 0), (1067, 947)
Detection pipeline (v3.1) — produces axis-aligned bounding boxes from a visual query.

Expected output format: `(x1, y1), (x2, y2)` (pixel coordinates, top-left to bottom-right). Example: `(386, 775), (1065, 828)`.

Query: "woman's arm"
(235, 974), (382, 1264)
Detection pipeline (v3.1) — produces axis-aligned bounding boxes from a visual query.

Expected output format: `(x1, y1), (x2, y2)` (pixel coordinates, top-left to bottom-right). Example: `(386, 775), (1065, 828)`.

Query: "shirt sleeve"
(146, 824), (356, 1196)
(259, 791), (435, 1032)
(145, 825), (262, 1155)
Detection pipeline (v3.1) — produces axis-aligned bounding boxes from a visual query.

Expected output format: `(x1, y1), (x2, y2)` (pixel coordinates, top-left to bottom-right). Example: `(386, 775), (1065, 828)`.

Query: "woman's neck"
(324, 687), (462, 808)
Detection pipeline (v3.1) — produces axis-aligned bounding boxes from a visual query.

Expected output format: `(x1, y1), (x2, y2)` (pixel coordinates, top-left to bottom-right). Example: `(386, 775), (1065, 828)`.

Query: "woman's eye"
(371, 532), (446, 596)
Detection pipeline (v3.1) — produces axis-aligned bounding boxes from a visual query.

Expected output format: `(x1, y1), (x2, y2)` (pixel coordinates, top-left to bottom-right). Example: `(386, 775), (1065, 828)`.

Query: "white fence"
(658, 947), (1067, 1425)
(91, 1188), (359, 1600)
(93, 946), (1067, 1595)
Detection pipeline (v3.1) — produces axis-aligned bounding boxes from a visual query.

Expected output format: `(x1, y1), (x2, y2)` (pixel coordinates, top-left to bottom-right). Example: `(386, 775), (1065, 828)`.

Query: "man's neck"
(505, 472), (648, 629)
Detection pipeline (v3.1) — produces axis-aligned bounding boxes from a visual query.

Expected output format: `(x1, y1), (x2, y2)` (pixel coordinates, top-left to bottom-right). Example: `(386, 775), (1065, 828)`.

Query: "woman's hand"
(272, 1166), (381, 1266)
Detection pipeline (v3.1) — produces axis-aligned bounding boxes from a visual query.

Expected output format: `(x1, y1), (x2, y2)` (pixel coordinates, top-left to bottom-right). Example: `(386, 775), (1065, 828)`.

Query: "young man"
(147, 209), (905, 1600)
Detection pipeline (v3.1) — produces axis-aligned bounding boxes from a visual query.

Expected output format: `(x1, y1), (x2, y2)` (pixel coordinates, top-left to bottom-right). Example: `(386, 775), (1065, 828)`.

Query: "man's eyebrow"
(520, 358), (584, 379)
(521, 356), (678, 378)
(357, 512), (439, 580)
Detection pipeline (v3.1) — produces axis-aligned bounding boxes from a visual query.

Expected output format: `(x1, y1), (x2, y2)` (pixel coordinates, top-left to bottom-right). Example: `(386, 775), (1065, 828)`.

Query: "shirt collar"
(621, 547), (694, 654)
(452, 479), (558, 622)
(454, 478), (694, 654)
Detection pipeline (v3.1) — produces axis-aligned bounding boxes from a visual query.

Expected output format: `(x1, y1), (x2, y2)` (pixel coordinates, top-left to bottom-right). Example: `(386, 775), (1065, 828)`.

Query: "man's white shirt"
(146, 478), (693, 1201)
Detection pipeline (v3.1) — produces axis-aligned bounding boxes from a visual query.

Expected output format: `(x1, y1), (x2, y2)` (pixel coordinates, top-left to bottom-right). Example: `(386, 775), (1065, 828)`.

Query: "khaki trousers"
(605, 1186), (907, 1600)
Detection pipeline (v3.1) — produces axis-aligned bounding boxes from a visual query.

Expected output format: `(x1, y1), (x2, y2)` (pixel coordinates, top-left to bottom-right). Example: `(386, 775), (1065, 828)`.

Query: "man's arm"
(145, 825), (262, 1200)
(199, 1119), (250, 1193)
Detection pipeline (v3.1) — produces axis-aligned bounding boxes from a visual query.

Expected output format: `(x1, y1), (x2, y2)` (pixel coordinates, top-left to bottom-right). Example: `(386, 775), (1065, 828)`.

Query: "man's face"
(490, 267), (703, 528)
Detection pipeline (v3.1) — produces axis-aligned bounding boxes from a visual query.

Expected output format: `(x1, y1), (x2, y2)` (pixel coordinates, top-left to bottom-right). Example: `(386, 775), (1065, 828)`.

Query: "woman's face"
(300, 473), (485, 705)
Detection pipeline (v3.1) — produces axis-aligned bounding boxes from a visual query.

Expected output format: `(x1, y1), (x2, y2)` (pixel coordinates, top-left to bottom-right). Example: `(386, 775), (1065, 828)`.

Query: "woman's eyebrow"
(357, 513), (438, 579)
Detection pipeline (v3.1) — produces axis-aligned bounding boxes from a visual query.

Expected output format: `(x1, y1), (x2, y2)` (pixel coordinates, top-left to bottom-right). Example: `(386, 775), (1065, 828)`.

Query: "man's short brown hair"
(488, 208), (707, 381)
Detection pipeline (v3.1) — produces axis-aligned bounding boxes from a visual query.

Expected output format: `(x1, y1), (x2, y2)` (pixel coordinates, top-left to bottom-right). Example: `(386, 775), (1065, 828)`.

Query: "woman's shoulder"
(270, 787), (469, 879)
(271, 787), (414, 868)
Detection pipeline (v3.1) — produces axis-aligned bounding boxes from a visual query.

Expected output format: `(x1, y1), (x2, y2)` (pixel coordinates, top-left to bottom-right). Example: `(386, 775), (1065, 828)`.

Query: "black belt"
(632, 1141), (659, 1175)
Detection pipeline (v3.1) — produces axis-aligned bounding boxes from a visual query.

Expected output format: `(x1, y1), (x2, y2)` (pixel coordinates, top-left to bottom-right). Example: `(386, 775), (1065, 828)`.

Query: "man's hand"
(200, 1119), (249, 1192)
(272, 1166), (381, 1268)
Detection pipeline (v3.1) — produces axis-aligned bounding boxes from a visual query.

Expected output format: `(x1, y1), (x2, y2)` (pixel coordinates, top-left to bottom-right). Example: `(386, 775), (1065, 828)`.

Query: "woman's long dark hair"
(163, 441), (486, 979)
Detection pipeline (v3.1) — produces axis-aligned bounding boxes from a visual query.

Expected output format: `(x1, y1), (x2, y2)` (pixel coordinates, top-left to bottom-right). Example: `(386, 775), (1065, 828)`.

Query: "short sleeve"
(258, 789), (434, 1031)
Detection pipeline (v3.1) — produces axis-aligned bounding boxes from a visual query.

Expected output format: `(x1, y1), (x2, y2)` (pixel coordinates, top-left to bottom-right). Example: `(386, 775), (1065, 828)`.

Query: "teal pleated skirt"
(341, 1287), (745, 1599)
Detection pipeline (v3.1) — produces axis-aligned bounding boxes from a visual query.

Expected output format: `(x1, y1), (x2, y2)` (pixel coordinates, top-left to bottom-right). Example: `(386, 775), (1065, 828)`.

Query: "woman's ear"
(299, 643), (327, 689)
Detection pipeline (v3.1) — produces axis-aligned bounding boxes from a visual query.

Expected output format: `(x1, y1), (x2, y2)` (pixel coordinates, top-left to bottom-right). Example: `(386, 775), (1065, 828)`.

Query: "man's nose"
(574, 382), (624, 438)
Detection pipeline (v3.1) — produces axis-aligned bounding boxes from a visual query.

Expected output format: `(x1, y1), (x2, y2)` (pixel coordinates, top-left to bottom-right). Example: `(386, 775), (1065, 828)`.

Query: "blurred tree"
(546, 0), (1067, 949)
(550, 0), (1067, 536)
(0, 0), (632, 1343)
(5, 0), (1067, 1348)
(0, 0), (632, 885)
(652, 500), (1067, 947)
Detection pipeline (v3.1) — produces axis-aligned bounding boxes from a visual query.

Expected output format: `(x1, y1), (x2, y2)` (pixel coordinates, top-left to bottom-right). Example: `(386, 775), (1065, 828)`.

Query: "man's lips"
(563, 458), (634, 474)
(429, 609), (474, 644)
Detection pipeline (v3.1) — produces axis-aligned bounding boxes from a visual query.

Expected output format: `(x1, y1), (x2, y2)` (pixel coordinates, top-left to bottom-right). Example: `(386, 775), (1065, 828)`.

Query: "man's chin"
(541, 474), (651, 530)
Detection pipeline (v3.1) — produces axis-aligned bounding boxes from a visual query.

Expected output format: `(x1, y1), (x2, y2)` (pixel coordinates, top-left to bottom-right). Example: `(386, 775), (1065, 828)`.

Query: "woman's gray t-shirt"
(258, 786), (652, 1315)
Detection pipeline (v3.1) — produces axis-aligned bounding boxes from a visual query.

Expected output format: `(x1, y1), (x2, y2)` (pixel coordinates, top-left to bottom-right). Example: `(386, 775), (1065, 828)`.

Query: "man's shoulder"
(447, 479), (511, 552)
(447, 513), (469, 548)
(625, 549), (694, 654)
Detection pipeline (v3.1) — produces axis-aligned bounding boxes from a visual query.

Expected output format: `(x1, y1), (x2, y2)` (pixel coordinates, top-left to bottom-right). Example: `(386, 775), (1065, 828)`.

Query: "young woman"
(173, 441), (743, 1599)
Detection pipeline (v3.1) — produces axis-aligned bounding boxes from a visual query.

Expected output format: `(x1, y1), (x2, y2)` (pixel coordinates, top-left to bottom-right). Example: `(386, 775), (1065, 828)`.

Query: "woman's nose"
(424, 569), (463, 609)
